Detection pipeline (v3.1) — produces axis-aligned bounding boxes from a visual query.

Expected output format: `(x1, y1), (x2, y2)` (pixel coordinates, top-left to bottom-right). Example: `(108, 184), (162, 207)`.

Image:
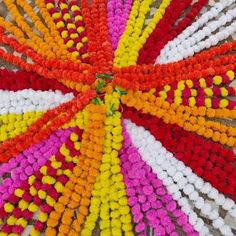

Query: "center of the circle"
(95, 73), (113, 94)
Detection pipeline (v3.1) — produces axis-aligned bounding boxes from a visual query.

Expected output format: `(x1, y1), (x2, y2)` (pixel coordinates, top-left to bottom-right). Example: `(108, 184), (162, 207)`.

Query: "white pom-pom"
(178, 197), (188, 207)
(172, 190), (181, 200)
(209, 209), (219, 220)
(222, 198), (234, 210)
(220, 225), (233, 236)
(163, 177), (173, 186)
(177, 178), (187, 189)
(189, 212), (197, 225)
(229, 207), (236, 218)
(173, 172), (183, 182)
(202, 182), (211, 194)
(195, 197), (204, 209)
(187, 173), (197, 183)
(189, 191), (199, 201)
(212, 218), (224, 228)
(167, 166), (176, 176)
(167, 184), (179, 195)
(201, 203), (212, 215)
(195, 218), (204, 231)
(183, 184), (194, 195)
(215, 194), (225, 205)
(194, 178), (204, 189)
(208, 188), (218, 199)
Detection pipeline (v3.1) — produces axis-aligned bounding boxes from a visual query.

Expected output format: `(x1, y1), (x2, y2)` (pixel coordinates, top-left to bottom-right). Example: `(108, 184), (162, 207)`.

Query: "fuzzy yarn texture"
(0, 0), (235, 235)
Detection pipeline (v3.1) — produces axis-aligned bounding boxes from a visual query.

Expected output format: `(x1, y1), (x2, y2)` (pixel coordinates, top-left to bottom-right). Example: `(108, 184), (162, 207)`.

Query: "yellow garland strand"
(81, 92), (133, 236)
(114, 0), (172, 67)
(0, 112), (43, 142)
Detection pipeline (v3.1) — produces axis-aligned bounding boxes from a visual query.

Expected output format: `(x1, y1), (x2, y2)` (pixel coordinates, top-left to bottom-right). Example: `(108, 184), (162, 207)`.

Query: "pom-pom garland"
(0, 0), (235, 235)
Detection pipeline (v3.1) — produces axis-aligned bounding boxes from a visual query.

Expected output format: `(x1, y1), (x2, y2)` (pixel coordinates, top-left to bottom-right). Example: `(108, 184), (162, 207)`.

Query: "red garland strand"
(137, 0), (207, 64)
(0, 69), (77, 95)
(123, 106), (236, 201)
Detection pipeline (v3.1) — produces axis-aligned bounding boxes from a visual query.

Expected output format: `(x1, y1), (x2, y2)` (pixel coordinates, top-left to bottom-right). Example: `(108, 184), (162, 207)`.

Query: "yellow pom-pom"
(46, 196), (56, 207)
(112, 126), (122, 135)
(111, 228), (122, 236)
(39, 212), (48, 222)
(100, 229), (111, 236)
(46, 3), (54, 9)
(227, 70), (235, 80)
(42, 176), (56, 185)
(19, 200), (28, 210)
(60, 144), (69, 155)
(219, 99), (229, 108)
(190, 89), (197, 96)
(28, 203), (38, 212)
(70, 133), (78, 142)
(174, 97), (182, 106)
(30, 228), (40, 236)
(67, 23), (76, 29)
(38, 190), (47, 199)
(113, 135), (123, 143)
(71, 5), (79, 11)
(75, 15), (82, 21)
(81, 229), (92, 236)
(164, 85), (171, 92)
(122, 223), (133, 232)
(40, 166), (47, 175)
(59, 3), (67, 9)
(111, 165), (120, 174)
(54, 182), (64, 192)
(63, 13), (70, 21)
(77, 26), (84, 33)
(70, 32), (78, 39)
(7, 216), (17, 225)
(16, 218), (27, 227)
(72, 51), (79, 58)
(186, 80), (193, 88)
(100, 220), (110, 229)
(28, 175), (36, 185)
(174, 90), (182, 97)
(29, 186), (37, 196)
(56, 21), (65, 28)
(66, 40), (74, 48)
(119, 197), (128, 205)
(213, 75), (222, 85)
(4, 203), (14, 213)
(82, 37), (88, 43)
(220, 87), (228, 97)
(51, 161), (62, 169)
(205, 98), (212, 108)
(61, 31), (68, 39)
(189, 97), (196, 107)
(199, 78), (206, 88)
(177, 81), (185, 90)
(119, 206), (130, 215)
(158, 91), (167, 99)
(14, 188), (24, 197)
(204, 88), (213, 97)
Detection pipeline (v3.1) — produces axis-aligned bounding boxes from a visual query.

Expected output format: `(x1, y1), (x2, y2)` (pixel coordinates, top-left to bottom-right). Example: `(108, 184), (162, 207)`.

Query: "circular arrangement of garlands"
(0, 0), (236, 235)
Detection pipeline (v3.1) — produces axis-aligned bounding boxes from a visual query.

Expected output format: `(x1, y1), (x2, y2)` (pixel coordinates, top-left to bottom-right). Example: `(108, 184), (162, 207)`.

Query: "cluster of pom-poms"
(0, 0), (236, 235)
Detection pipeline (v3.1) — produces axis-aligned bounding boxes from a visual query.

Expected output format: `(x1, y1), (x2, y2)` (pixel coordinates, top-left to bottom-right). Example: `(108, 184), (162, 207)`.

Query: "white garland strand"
(0, 89), (74, 114)
(156, 0), (235, 64)
(125, 119), (236, 236)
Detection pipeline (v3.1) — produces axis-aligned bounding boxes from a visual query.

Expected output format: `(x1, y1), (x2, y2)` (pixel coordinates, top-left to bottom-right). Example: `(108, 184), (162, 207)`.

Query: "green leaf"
(95, 80), (104, 93)
(92, 97), (102, 105)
